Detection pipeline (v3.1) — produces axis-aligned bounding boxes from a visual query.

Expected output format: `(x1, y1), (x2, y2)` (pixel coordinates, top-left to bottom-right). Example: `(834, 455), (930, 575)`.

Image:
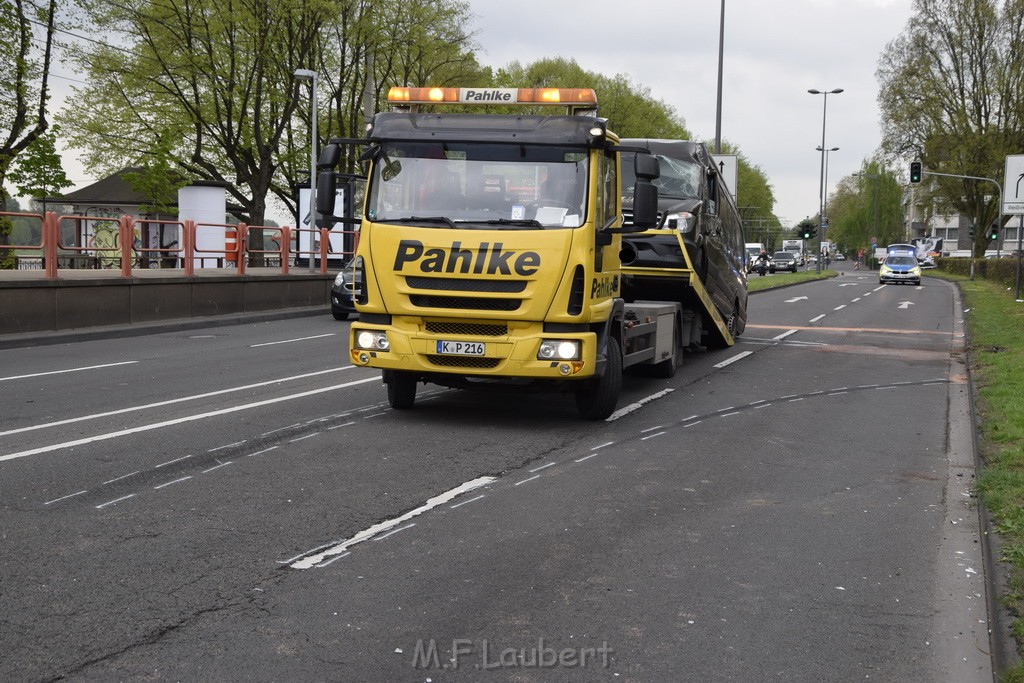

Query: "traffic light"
(801, 226), (812, 239)
(909, 161), (922, 184)
(990, 224), (1000, 241)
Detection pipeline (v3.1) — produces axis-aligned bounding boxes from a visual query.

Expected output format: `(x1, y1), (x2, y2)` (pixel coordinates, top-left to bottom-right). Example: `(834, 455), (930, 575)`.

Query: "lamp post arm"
(919, 170), (1002, 213)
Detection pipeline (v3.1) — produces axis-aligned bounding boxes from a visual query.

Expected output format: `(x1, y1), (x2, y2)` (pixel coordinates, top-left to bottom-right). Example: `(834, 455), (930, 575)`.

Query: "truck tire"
(384, 370), (417, 409)
(575, 336), (622, 420)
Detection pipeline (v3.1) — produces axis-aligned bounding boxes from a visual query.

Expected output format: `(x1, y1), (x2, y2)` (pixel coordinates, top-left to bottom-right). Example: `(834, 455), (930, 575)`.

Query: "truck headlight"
(355, 330), (389, 351)
(538, 340), (580, 360)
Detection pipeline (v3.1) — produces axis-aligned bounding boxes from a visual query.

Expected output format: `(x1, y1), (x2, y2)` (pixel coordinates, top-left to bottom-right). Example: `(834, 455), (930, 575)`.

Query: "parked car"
(330, 264), (360, 320)
(769, 251), (799, 273)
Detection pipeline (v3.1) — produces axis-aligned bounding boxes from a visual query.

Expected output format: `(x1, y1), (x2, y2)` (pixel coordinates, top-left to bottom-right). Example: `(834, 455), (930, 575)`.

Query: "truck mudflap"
(620, 229), (735, 348)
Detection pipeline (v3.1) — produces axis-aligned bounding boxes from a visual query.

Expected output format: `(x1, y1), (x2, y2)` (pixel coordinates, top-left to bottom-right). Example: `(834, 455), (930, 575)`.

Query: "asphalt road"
(0, 264), (992, 681)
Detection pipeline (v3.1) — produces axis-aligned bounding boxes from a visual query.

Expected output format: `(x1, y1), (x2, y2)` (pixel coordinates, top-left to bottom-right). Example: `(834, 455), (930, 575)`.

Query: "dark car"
(330, 265), (360, 320)
(618, 139), (748, 337)
(769, 251), (799, 273)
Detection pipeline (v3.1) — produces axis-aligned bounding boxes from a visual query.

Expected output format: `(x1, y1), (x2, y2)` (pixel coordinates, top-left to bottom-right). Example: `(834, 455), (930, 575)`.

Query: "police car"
(879, 246), (922, 285)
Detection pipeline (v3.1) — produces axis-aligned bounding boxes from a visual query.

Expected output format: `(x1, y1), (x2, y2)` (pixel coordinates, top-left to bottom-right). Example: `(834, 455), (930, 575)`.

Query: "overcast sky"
(469, 0), (914, 225)
(47, 0), (915, 227)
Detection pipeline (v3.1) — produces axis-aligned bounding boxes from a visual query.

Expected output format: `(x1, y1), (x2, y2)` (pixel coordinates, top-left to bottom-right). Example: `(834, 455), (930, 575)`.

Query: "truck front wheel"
(575, 337), (622, 420)
(384, 370), (417, 409)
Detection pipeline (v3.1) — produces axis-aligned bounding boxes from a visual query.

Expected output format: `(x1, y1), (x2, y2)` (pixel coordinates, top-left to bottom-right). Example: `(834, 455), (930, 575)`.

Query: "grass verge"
(928, 270), (1024, 680)
(746, 268), (835, 292)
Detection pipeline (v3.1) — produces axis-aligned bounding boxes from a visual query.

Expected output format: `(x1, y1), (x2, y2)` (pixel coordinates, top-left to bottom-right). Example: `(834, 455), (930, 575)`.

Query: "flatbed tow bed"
(621, 227), (735, 349)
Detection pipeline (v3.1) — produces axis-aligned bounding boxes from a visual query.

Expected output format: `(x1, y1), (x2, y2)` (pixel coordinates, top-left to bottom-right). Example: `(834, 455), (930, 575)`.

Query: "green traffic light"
(910, 161), (922, 184)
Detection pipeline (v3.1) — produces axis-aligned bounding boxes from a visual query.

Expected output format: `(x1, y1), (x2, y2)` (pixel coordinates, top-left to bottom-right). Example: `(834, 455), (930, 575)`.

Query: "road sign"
(712, 154), (738, 196)
(1004, 154), (1024, 215)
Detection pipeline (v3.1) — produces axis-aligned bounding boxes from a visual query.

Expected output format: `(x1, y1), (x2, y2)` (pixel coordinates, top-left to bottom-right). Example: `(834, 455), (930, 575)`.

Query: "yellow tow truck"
(315, 87), (739, 419)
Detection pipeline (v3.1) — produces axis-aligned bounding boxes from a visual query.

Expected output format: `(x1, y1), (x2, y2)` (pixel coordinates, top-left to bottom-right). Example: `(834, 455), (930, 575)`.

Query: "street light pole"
(817, 145), (839, 261)
(714, 0), (725, 154)
(294, 68), (318, 272)
(809, 88), (843, 273)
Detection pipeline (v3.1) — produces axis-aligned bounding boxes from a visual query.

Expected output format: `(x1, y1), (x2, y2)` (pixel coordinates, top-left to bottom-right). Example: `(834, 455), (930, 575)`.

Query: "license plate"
(436, 340), (486, 356)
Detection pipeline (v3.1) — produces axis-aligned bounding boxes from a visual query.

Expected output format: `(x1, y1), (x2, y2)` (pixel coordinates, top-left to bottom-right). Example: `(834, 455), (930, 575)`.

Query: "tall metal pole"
(809, 88), (843, 273)
(714, 0), (725, 154)
(818, 146), (838, 261)
(294, 69), (318, 272)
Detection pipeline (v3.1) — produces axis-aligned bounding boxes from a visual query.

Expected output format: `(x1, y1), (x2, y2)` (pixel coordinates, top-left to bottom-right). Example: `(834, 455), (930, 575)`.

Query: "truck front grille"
(406, 276), (526, 293)
(426, 355), (501, 369)
(426, 322), (508, 337)
(409, 295), (520, 311)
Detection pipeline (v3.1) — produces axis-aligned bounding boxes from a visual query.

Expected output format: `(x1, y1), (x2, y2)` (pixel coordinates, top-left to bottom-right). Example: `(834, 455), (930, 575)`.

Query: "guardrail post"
(281, 226), (291, 275)
(237, 223), (248, 276)
(319, 227), (329, 274)
(44, 212), (58, 279)
(119, 216), (134, 277)
(183, 220), (196, 276)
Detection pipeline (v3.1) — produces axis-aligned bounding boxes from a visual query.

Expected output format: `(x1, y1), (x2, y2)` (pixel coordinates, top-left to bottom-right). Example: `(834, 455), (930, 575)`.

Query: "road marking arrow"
(785, 296), (809, 303)
(898, 301), (915, 309)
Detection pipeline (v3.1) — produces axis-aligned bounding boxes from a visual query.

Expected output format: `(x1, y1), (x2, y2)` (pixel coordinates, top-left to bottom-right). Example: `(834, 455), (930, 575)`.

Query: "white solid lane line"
(0, 377), (379, 464)
(249, 333), (336, 348)
(0, 367), (355, 437)
(289, 476), (495, 569)
(713, 351), (752, 368)
(0, 361), (139, 382)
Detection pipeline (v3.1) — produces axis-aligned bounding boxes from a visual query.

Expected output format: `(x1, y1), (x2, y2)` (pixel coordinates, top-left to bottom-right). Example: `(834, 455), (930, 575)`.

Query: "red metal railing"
(0, 210), (357, 279)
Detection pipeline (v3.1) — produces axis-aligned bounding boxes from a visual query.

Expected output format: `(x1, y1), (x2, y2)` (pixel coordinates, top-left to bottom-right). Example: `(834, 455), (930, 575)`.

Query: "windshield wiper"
(484, 218), (543, 229)
(391, 216), (458, 228)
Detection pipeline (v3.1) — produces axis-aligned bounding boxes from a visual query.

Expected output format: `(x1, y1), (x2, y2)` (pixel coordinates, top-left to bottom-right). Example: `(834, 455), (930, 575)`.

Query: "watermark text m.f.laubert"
(411, 637), (613, 670)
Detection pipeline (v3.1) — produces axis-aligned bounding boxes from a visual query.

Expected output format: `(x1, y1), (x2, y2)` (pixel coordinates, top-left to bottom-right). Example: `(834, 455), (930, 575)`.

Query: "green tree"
(1, 0), (57, 267)
(719, 143), (778, 240)
(495, 58), (782, 233)
(60, 0), (483, 231)
(495, 58), (691, 139)
(60, 0), (337, 232)
(296, 0), (487, 199)
(7, 125), (71, 202)
(827, 161), (905, 255)
(877, 0), (1024, 256)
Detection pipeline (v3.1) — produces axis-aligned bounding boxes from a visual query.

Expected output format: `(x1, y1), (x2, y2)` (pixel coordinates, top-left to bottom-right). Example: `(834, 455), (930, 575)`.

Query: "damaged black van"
(618, 139), (748, 339)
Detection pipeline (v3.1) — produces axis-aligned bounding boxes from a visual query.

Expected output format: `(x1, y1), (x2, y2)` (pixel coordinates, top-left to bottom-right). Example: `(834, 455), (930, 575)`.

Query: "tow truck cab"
(316, 87), (667, 419)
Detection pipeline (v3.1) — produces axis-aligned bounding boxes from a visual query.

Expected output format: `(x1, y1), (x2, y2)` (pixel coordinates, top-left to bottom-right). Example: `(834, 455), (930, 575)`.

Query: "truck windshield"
(621, 152), (701, 202)
(365, 142), (589, 229)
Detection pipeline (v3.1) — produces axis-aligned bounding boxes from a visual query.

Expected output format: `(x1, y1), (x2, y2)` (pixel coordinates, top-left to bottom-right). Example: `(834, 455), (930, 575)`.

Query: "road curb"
(954, 279), (1020, 678)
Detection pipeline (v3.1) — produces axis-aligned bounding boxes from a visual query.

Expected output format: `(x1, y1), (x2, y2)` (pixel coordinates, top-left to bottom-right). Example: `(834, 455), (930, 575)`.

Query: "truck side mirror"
(316, 172), (337, 215)
(631, 153), (660, 229)
(318, 143), (341, 169)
